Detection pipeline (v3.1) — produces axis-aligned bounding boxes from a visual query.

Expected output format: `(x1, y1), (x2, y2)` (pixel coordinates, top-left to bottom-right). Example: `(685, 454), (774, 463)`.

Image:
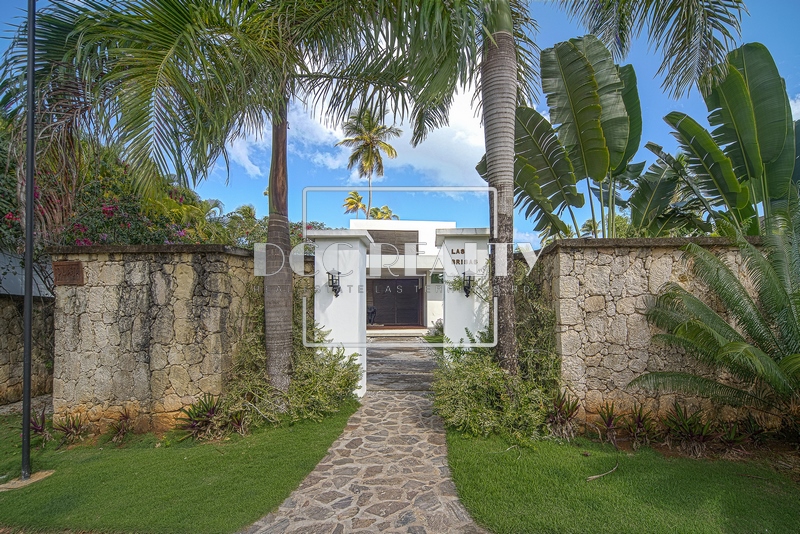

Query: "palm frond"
(629, 372), (775, 411)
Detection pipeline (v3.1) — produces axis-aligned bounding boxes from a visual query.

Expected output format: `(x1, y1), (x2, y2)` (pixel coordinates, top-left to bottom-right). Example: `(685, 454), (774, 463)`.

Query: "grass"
(447, 431), (800, 534)
(0, 401), (358, 534)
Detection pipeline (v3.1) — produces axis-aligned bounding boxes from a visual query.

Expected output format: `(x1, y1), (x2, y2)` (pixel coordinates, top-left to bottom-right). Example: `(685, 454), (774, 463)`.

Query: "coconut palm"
(369, 205), (400, 220)
(336, 110), (401, 218)
(631, 205), (800, 423)
(4, 0), (748, 382)
(342, 191), (366, 219)
(1, 0), (434, 392)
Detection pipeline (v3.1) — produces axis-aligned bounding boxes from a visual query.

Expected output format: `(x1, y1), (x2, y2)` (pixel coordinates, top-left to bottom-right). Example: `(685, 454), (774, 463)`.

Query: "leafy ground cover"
(448, 431), (800, 534)
(0, 401), (357, 534)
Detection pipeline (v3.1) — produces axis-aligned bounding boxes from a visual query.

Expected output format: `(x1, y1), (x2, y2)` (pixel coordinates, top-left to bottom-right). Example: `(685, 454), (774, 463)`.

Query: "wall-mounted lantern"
(462, 272), (474, 297)
(327, 270), (341, 297)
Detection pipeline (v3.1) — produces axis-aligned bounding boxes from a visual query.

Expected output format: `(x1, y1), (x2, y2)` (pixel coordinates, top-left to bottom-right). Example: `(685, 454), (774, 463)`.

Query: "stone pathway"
(366, 337), (436, 392)
(242, 391), (486, 534)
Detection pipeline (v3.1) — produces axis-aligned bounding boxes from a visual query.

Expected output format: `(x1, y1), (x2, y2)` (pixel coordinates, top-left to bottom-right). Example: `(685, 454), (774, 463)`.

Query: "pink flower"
(101, 205), (117, 218)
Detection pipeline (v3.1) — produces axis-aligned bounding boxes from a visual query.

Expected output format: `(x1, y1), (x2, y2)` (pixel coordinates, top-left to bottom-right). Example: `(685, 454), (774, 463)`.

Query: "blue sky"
(3, 1), (800, 245)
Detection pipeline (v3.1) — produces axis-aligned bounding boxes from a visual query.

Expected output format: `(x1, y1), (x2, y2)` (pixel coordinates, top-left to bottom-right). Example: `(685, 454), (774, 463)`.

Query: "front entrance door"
(367, 278), (423, 326)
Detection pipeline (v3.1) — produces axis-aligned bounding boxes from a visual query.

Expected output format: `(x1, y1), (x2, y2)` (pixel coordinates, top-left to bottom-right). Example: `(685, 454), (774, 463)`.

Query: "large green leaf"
(613, 64), (642, 176)
(665, 112), (750, 220)
(727, 43), (789, 164)
(571, 35), (628, 171)
(705, 66), (764, 196)
(794, 120), (800, 187)
(541, 40), (608, 182)
(478, 106), (584, 237)
(764, 99), (796, 200)
(628, 161), (680, 234)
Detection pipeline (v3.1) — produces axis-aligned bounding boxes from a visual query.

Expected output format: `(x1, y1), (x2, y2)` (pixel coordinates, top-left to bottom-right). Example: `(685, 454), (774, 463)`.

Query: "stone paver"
(367, 337), (436, 392)
(242, 391), (486, 534)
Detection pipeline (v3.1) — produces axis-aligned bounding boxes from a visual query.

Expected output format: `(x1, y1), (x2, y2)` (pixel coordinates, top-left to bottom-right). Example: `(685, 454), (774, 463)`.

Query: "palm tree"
(631, 206), (800, 424)
(336, 110), (401, 219)
(5, 0), (748, 384)
(369, 205), (400, 220)
(2, 0), (430, 393)
(342, 191), (366, 218)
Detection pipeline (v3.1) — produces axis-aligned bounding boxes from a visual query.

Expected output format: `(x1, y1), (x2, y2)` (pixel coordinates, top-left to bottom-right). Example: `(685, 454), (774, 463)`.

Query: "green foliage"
(661, 402), (715, 458)
(432, 329), (548, 444)
(109, 408), (133, 444)
(219, 278), (360, 429)
(631, 202), (800, 429)
(484, 35), (641, 239)
(546, 389), (579, 441)
(177, 393), (221, 441)
(623, 403), (655, 451)
(53, 414), (86, 447)
(514, 261), (560, 392)
(433, 260), (559, 444)
(596, 402), (620, 448)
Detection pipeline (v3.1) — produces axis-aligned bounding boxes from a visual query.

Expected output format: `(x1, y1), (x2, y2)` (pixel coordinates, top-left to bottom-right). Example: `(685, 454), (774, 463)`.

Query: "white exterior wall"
(309, 231), (372, 396)
(425, 276), (445, 328)
(436, 229), (491, 344)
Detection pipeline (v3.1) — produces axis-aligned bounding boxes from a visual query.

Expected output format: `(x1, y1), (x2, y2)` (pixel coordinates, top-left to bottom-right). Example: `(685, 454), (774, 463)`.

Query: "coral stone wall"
(536, 238), (753, 420)
(49, 245), (253, 431)
(0, 297), (54, 404)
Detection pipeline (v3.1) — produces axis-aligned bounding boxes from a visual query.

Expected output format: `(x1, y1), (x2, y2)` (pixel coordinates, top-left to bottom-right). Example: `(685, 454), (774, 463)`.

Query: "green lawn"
(448, 431), (800, 534)
(0, 401), (357, 534)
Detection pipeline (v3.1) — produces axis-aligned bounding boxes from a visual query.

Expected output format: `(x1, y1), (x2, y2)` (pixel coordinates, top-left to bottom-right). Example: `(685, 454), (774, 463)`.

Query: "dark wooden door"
(368, 279), (422, 326)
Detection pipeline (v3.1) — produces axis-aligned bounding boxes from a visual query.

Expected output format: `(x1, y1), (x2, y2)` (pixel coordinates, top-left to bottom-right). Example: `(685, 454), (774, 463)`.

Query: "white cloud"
(227, 137), (264, 178)
(514, 229), (541, 248)
(791, 94), (800, 121)
(384, 91), (486, 186)
(221, 91), (492, 187)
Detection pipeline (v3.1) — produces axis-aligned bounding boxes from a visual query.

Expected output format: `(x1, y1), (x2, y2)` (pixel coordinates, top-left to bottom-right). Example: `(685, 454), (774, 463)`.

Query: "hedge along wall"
(48, 245), (254, 432)
(535, 238), (755, 421)
(0, 296), (54, 404)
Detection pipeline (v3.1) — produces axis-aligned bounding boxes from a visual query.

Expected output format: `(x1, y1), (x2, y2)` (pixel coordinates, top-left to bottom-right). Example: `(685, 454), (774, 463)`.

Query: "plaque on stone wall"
(53, 261), (85, 286)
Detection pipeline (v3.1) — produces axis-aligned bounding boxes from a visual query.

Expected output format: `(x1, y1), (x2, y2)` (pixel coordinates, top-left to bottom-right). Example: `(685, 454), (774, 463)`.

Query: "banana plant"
(655, 43), (796, 235)
(480, 35), (642, 239)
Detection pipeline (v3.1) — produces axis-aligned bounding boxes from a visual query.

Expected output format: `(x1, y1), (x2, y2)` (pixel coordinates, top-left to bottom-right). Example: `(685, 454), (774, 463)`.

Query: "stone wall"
(0, 296), (54, 404)
(49, 245), (254, 432)
(536, 238), (753, 421)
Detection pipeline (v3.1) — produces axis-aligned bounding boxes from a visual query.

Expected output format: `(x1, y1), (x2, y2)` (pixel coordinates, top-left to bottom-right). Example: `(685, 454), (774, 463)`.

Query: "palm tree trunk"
(586, 177), (598, 237)
(482, 0), (518, 375)
(265, 95), (293, 393)
(367, 174), (373, 219)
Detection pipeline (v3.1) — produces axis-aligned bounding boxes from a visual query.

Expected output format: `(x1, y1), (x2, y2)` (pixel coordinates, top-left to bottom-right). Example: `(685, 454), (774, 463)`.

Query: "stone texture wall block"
(49, 246), (253, 432)
(0, 298), (53, 404)
(535, 238), (759, 421)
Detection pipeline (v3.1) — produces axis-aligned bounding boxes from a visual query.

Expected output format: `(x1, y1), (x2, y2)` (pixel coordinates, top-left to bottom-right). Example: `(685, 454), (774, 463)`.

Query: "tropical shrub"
(546, 389), (580, 441)
(433, 329), (548, 443)
(623, 403), (655, 450)
(596, 402), (620, 448)
(53, 414), (86, 447)
(631, 205), (800, 431)
(433, 261), (561, 443)
(177, 393), (221, 441)
(661, 402), (715, 458)
(218, 278), (360, 431)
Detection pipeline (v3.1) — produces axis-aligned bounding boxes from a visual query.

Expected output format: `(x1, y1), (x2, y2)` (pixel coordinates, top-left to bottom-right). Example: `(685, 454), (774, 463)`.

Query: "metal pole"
(22, 0), (37, 481)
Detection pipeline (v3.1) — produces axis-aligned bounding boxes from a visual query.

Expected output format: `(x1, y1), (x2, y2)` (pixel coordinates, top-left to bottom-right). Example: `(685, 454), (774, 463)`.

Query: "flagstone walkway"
(242, 339), (486, 534)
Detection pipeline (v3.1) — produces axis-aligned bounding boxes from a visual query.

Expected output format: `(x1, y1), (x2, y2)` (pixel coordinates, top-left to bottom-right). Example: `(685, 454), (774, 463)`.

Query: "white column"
(435, 229), (491, 345)
(308, 230), (373, 396)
